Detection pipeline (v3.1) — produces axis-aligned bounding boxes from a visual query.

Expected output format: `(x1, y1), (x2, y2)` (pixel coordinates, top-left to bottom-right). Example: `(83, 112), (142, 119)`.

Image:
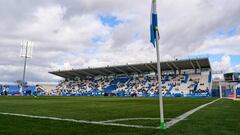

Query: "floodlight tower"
(20, 40), (33, 88)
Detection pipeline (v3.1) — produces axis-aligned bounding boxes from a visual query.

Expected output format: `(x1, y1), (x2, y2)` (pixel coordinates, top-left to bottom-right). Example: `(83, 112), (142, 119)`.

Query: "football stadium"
(0, 0), (240, 135)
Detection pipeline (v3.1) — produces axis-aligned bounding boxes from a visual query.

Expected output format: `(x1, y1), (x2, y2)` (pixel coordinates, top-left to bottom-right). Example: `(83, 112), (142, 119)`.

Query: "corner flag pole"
(150, 0), (165, 129)
(155, 28), (165, 129)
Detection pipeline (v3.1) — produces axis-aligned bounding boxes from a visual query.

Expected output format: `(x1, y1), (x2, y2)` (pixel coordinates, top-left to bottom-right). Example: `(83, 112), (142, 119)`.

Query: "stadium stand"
(48, 58), (212, 97)
(0, 58), (212, 97)
(0, 82), (53, 96)
(48, 73), (210, 97)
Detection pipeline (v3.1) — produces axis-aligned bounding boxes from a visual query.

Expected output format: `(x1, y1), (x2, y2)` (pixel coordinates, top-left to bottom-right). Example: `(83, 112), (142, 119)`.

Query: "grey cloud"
(0, 0), (240, 82)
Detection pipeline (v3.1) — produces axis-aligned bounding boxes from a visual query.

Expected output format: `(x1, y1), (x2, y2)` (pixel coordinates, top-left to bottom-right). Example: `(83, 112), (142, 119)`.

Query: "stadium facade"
(224, 72), (240, 82)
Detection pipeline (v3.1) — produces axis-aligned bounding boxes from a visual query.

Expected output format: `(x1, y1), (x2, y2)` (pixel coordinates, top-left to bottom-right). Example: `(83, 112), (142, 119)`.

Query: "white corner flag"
(150, 0), (165, 129)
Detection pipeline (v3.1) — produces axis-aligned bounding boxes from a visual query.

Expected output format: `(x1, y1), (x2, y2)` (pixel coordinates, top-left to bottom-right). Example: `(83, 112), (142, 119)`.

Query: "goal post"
(219, 81), (240, 100)
(234, 84), (240, 101)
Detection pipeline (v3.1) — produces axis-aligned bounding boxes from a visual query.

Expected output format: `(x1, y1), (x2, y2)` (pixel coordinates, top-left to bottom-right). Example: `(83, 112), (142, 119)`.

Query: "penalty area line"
(165, 98), (221, 129)
(0, 112), (159, 129)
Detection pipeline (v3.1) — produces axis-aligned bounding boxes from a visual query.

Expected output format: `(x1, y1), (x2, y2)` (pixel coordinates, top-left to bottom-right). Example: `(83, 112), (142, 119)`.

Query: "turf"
(0, 97), (238, 135)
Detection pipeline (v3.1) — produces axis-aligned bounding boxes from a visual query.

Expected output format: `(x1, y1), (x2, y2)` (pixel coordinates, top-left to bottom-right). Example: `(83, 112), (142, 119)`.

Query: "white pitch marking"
(0, 99), (218, 130)
(100, 118), (176, 123)
(165, 98), (220, 129)
(0, 112), (159, 129)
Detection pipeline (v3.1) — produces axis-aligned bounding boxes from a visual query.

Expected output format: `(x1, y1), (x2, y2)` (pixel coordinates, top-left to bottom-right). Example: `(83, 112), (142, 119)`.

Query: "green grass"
(0, 97), (239, 135)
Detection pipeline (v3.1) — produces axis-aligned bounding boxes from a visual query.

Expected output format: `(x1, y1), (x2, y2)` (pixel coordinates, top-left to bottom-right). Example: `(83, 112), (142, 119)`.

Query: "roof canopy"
(49, 58), (211, 79)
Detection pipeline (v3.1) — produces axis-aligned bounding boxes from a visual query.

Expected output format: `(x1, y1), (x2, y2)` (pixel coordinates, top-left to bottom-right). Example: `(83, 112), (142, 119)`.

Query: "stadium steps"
(169, 84), (174, 91)
(184, 74), (189, 83)
(104, 85), (117, 93)
(208, 72), (212, 83)
(105, 77), (129, 94)
(162, 75), (168, 84)
(194, 84), (198, 91)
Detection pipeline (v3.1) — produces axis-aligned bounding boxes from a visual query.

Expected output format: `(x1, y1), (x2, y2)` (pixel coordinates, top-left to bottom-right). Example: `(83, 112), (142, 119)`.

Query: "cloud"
(211, 55), (240, 73)
(212, 55), (233, 72)
(0, 0), (239, 82)
(233, 64), (240, 72)
(212, 55), (240, 80)
(193, 35), (240, 55)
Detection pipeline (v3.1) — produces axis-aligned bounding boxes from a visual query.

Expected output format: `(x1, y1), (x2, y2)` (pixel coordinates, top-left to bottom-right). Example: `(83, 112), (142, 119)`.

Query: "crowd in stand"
(0, 73), (210, 97)
(0, 85), (9, 96)
(48, 73), (210, 97)
(114, 76), (159, 97)
(52, 77), (112, 96)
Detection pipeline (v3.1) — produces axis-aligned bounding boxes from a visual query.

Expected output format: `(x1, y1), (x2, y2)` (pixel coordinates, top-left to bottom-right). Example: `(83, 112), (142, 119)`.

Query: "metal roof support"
(144, 64), (155, 72)
(102, 68), (116, 75)
(195, 59), (202, 71)
(71, 72), (86, 78)
(64, 72), (77, 78)
(149, 64), (157, 71)
(166, 62), (175, 71)
(79, 71), (95, 77)
(128, 65), (143, 74)
(189, 59), (197, 73)
(92, 70), (107, 76)
(171, 62), (179, 71)
(113, 67), (128, 75)
(127, 65), (137, 73)
(189, 59), (196, 69)
(171, 62), (181, 75)
(127, 65), (141, 73)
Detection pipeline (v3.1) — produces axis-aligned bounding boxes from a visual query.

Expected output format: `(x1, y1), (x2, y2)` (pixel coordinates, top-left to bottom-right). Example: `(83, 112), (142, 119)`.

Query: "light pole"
(20, 40), (33, 93)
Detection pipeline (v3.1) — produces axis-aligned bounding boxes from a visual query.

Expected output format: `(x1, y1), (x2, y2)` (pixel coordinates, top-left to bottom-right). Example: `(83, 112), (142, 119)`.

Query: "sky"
(0, 0), (239, 82)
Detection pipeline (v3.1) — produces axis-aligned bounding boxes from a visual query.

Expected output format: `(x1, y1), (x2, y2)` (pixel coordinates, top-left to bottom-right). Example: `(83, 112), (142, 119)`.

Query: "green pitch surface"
(0, 97), (239, 135)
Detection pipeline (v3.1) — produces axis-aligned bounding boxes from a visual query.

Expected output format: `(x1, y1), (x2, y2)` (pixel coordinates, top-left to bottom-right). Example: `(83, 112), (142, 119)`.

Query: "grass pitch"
(0, 97), (239, 135)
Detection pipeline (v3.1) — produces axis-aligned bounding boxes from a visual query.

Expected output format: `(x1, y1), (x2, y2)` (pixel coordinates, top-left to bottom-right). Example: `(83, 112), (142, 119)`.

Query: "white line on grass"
(0, 112), (159, 129)
(100, 118), (177, 123)
(165, 98), (220, 129)
(0, 99), (220, 130)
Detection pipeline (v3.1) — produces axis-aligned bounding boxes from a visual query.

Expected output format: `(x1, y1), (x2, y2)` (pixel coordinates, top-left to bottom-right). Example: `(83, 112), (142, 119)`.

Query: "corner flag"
(150, 0), (159, 47)
(150, 0), (165, 129)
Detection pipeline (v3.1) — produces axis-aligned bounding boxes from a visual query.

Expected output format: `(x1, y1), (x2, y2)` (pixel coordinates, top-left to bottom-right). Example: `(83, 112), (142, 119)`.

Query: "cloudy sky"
(0, 0), (239, 82)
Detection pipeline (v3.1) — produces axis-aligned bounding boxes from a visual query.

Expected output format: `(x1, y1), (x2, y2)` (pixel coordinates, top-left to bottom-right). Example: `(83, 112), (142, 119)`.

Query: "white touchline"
(165, 98), (221, 129)
(0, 112), (160, 129)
